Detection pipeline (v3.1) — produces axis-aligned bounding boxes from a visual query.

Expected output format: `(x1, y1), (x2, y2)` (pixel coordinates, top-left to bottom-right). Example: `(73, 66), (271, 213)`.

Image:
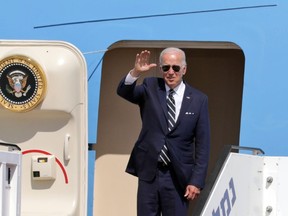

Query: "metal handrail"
(0, 142), (21, 151)
(229, 145), (265, 155)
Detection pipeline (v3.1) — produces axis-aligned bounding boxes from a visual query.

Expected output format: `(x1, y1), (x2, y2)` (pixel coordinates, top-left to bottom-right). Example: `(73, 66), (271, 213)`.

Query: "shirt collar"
(165, 81), (185, 95)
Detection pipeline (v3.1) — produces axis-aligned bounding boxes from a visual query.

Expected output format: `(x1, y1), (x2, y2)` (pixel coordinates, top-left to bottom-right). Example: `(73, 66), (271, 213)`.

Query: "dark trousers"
(137, 164), (189, 216)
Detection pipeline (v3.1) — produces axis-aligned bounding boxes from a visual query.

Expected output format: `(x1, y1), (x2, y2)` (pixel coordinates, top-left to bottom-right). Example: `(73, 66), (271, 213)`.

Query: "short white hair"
(159, 47), (187, 65)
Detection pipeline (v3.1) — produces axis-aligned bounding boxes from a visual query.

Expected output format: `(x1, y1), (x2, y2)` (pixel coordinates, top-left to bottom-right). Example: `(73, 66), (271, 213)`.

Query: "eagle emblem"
(6, 70), (31, 98)
(0, 55), (46, 112)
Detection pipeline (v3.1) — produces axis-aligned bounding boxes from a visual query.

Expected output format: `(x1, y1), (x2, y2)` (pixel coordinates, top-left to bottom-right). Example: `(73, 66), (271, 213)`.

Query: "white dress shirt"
(125, 72), (185, 122)
(165, 82), (185, 122)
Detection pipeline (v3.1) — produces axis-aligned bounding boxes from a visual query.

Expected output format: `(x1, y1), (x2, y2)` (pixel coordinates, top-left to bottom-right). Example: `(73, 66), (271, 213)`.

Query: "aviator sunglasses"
(161, 65), (182, 72)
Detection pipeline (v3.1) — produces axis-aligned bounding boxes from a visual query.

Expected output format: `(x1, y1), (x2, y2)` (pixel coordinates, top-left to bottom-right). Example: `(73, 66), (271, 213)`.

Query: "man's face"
(160, 52), (186, 89)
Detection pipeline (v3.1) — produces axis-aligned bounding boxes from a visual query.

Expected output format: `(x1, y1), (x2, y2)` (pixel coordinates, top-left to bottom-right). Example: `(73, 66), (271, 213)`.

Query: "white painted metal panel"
(0, 150), (21, 216)
(0, 40), (87, 216)
(200, 153), (288, 216)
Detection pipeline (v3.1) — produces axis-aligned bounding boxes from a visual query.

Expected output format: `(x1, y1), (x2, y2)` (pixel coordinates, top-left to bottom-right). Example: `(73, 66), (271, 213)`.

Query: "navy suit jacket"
(117, 76), (210, 190)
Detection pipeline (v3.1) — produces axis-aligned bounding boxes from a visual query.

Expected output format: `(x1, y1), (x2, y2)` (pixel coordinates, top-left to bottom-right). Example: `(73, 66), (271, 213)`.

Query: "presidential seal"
(0, 55), (47, 112)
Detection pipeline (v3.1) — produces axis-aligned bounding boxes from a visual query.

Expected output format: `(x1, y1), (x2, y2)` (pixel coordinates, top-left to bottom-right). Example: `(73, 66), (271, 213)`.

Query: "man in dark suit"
(117, 48), (210, 216)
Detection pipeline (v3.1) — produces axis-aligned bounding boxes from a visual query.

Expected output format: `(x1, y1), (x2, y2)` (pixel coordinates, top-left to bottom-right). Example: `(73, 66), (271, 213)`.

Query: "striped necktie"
(159, 89), (175, 165)
(167, 89), (176, 131)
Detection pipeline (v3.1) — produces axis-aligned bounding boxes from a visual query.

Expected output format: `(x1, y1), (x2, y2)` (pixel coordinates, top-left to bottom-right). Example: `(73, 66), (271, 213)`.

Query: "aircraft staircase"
(192, 145), (288, 216)
(0, 143), (21, 216)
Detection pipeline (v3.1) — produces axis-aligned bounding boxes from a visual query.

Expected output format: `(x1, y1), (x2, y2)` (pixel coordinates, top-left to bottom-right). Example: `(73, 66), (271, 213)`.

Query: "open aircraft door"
(0, 40), (87, 216)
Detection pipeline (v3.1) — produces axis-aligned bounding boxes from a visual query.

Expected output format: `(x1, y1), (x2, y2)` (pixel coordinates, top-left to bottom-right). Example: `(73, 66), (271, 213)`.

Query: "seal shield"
(0, 55), (47, 112)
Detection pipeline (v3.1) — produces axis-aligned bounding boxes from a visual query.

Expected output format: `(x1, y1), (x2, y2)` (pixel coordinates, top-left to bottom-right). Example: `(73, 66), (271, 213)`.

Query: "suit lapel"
(174, 84), (193, 129)
(156, 80), (194, 133)
(156, 79), (169, 132)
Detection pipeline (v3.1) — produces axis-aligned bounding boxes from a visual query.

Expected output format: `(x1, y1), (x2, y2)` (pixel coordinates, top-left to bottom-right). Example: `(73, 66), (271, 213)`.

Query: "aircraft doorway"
(94, 40), (244, 216)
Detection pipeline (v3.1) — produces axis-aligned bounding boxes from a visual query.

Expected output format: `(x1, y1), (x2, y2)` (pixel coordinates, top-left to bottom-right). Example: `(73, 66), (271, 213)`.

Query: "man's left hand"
(184, 185), (200, 200)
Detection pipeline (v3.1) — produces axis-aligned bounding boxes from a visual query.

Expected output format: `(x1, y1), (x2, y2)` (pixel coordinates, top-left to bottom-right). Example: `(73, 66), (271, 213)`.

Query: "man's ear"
(182, 66), (187, 76)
